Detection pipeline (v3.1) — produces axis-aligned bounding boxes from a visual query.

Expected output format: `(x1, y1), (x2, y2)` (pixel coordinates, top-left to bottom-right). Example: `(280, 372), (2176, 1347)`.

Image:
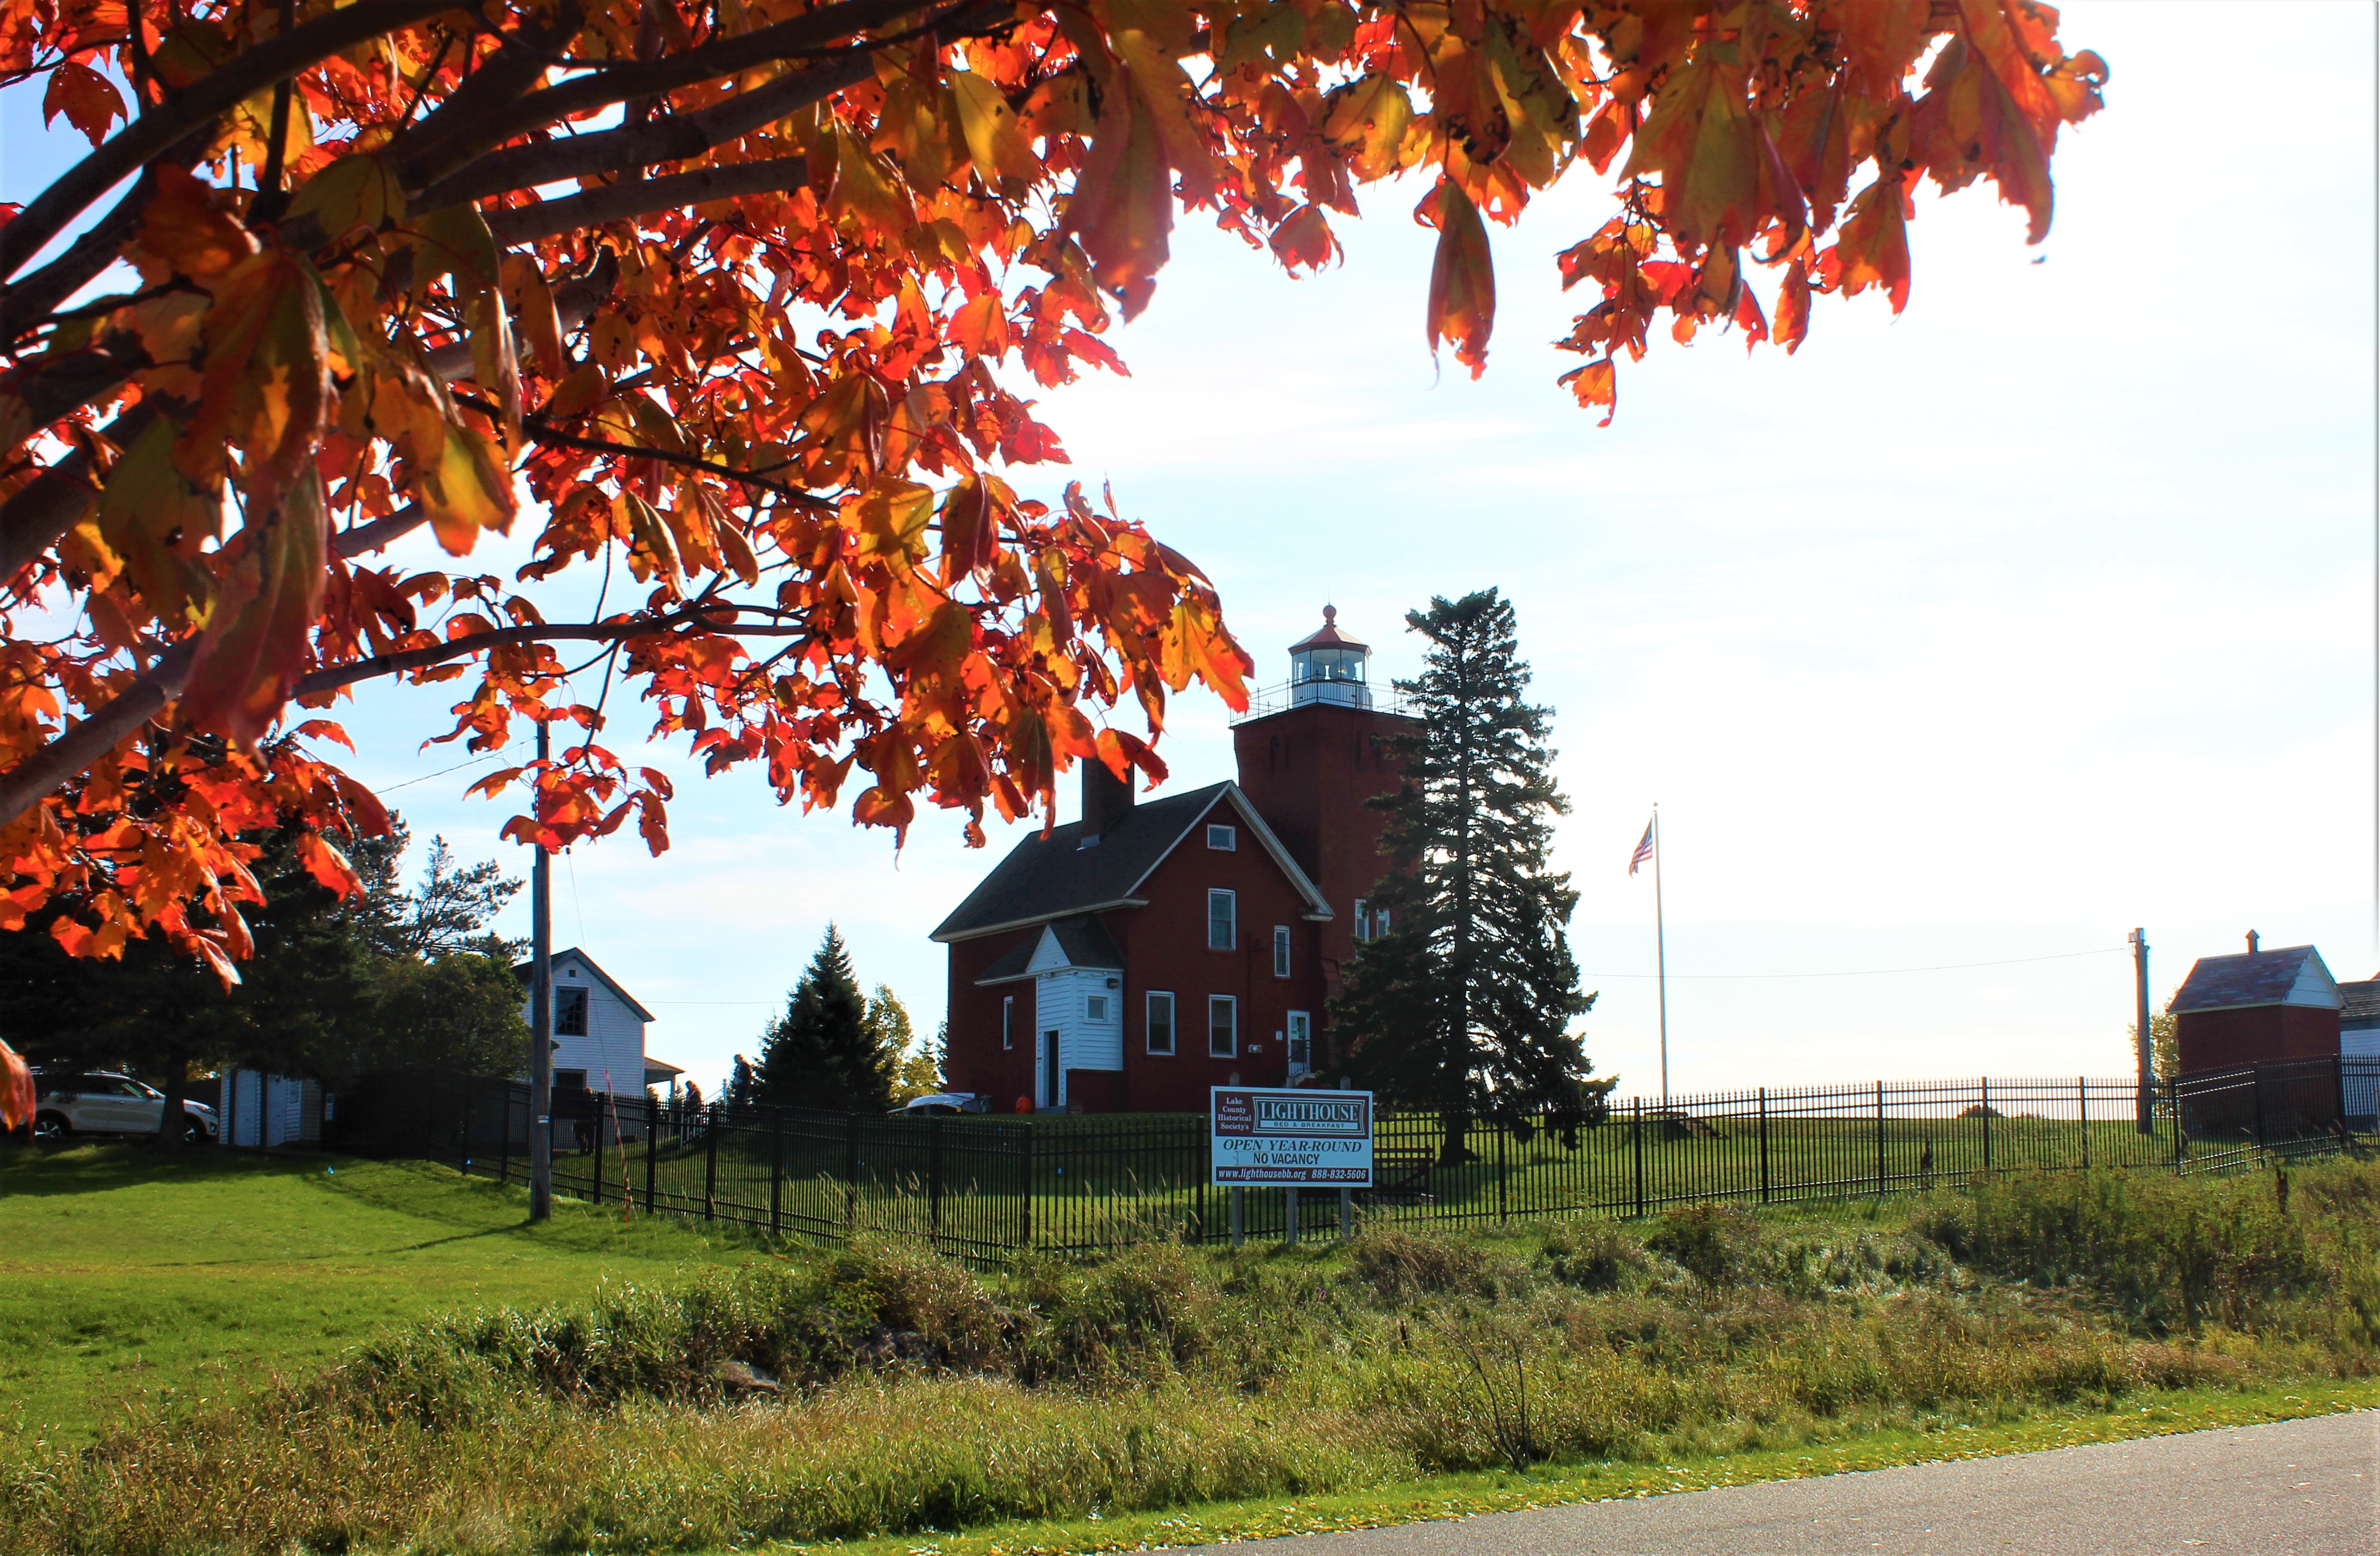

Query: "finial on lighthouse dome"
(1288, 605), (1371, 708)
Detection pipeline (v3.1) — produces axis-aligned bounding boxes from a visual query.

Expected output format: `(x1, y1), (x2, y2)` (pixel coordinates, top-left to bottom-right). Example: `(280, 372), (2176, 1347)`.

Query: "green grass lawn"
(0, 1142), (765, 1451)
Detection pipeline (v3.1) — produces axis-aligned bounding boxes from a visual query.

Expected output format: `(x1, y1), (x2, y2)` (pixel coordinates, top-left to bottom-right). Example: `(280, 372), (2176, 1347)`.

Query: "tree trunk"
(154, 1054), (187, 1155)
(1438, 1109), (1475, 1166)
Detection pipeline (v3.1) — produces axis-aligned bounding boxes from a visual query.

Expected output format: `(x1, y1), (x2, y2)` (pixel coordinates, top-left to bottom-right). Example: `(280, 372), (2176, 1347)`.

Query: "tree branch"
(410, 0), (932, 182)
(525, 419), (830, 506)
(0, 641), (191, 831)
(0, 0), (461, 284)
(385, 3), (588, 190)
(290, 606), (810, 698)
(414, 54), (874, 213)
(482, 156), (812, 247)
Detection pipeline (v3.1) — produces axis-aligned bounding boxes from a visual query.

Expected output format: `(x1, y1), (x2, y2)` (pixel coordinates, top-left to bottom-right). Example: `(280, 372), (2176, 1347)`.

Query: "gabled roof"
(976, 916), (1125, 984)
(511, 946), (656, 1023)
(2168, 945), (2339, 1015)
(2339, 977), (2380, 1027)
(931, 780), (1333, 942)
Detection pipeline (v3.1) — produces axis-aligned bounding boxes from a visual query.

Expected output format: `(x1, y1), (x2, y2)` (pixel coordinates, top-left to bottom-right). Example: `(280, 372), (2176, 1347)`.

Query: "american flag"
(1629, 818), (1655, 876)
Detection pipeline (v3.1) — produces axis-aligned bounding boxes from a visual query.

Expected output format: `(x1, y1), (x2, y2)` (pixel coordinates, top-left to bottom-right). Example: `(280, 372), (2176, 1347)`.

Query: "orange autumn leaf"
(0, 0), (2105, 978)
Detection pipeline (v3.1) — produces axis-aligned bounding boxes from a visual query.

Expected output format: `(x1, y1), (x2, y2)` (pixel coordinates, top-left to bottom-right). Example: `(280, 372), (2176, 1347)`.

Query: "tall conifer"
(757, 925), (891, 1112)
(1330, 590), (1614, 1158)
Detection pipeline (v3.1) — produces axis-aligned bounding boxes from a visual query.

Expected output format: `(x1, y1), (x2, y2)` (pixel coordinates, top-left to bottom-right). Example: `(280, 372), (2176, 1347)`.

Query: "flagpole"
(1653, 803), (1668, 1109)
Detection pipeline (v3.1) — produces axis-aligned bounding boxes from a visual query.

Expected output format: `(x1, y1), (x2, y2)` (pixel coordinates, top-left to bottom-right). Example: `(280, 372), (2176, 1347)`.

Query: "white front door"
(1286, 1011), (1312, 1078)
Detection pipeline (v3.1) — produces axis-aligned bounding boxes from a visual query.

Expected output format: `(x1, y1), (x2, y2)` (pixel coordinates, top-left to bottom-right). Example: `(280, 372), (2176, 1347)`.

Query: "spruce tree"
(1330, 590), (1614, 1159)
(757, 925), (891, 1112)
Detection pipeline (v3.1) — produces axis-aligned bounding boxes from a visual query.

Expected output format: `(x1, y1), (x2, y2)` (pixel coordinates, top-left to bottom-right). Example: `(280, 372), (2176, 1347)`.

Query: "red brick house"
(935, 610), (1417, 1112)
(2169, 933), (2343, 1075)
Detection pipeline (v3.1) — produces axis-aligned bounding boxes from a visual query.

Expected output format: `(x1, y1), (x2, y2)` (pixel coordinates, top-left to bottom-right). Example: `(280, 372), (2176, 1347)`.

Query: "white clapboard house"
(514, 947), (659, 1102)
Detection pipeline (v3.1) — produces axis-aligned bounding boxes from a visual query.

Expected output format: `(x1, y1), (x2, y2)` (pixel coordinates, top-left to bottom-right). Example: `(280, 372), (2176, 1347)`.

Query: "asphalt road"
(1191, 1412), (2378, 1556)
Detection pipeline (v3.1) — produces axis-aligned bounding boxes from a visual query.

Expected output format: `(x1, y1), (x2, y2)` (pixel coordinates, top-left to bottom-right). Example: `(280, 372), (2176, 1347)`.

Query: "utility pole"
(529, 718), (554, 1220)
(2130, 927), (2154, 1136)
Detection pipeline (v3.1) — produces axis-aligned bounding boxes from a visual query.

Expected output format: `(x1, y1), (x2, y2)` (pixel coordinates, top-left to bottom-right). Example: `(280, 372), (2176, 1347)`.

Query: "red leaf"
(1422, 182), (1495, 377)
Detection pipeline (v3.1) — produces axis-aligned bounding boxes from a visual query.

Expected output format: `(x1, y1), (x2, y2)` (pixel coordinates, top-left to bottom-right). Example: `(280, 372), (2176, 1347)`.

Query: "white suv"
(31, 1071), (219, 1144)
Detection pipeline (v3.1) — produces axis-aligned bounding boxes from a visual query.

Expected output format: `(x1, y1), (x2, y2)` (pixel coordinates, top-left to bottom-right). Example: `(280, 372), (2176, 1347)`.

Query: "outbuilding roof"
(975, 916), (1125, 984)
(2167, 945), (2340, 1015)
(511, 946), (657, 1023)
(930, 780), (1332, 942)
(2339, 977), (2380, 1028)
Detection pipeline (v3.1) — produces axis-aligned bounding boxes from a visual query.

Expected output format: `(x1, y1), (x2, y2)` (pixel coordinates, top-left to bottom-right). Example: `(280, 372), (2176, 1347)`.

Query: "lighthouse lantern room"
(1288, 605), (1372, 709)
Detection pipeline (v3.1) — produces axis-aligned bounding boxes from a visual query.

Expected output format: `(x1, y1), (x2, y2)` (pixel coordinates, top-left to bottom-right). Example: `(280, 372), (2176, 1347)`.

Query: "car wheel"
(183, 1114), (207, 1145)
(32, 1111), (69, 1144)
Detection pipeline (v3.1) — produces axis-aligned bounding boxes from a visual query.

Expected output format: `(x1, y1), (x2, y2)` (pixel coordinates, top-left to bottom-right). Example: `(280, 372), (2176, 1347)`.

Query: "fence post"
(2335, 1055), (2349, 1144)
(1875, 1081), (1885, 1197)
(1757, 1087), (1771, 1205)
(645, 1095), (658, 1213)
(770, 1112), (785, 1238)
(703, 1103), (718, 1222)
(2172, 1078), (2187, 1169)
(499, 1081), (512, 1186)
(929, 1116), (943, 1236)
(1631, 1098), (1645, 1218)
(844, 1111), (860, 1229)
(2078, 1077), (2089, 1172)
(2252, 1063), (2268, 1155)
(1230, 1184), (1243, 1248)
(1981, 1078), (1992, 1173)
(1496, 1126), (1508, 1223)
(1019, 1125), (1035, 1249)
(590, 1092), (603, 1206)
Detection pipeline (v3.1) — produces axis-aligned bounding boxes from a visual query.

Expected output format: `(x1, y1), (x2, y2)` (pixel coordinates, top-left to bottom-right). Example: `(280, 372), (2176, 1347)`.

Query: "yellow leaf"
(99, 414), (223, 621)
(286, 153), (404, 242)
(949, 70), (1039, 185)
(1423, 182), (1495, 377)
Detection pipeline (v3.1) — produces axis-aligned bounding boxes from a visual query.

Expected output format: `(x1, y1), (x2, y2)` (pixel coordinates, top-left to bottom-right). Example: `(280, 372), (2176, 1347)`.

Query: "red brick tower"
(1232, 607), (1418, 1048)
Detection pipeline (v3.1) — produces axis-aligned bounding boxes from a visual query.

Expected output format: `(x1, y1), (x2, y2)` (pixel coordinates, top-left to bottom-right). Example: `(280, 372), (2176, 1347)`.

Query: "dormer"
(1288, 605), (1371, 709)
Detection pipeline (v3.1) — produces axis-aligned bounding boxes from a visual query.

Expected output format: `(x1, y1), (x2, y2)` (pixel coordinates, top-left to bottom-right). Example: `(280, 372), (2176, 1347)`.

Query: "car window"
(105, 1079), (150, 1097)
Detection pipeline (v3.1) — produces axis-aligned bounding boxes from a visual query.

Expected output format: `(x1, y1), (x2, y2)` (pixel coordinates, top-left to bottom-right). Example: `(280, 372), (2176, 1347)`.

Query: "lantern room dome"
(1288, 605), (1371, 708)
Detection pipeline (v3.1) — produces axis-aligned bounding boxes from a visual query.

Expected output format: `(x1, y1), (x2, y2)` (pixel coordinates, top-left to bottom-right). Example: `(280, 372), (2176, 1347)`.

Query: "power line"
(1579, 946), (2127, 981)
(374, 743), (521, 794)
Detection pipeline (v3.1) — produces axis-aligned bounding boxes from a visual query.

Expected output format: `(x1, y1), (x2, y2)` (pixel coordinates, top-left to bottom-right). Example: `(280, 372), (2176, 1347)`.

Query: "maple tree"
(0, 0), (2106, 979)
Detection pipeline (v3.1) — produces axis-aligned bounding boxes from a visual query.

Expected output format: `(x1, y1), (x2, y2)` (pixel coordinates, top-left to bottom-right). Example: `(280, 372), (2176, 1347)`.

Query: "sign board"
(1210, 1087), (1373, 1187)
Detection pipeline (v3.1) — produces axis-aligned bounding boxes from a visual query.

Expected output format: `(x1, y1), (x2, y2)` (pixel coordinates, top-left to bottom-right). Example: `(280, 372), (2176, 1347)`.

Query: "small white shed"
(217, 1070), (323, 1146)
(515, 947), (654, 1098)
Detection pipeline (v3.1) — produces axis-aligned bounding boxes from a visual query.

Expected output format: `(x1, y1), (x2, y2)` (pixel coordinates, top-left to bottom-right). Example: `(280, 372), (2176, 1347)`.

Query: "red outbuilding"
(2168, 932), (2343, 1075)
(934, 610), (1417, 1112)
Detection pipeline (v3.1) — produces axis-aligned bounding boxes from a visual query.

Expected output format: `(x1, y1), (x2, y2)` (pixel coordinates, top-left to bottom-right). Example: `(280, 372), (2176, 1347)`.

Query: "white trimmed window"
(1208, 888), (1236, 950)
(1002, 994), (1014, 1050)
(1146, 991), (1176, 1055)
(1273, 925), (1291, 978)
(1207, 823), (1236, 850)
(1286, 1011), (1312, 1073)
(1353, 898), (1369, 942)
(1087, 994), (1109, 1021)
(1208, 994), (1238, 1058)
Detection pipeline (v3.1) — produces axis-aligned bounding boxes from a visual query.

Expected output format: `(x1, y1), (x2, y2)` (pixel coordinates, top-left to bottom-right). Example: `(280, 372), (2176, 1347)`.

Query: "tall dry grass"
(6, 1162), (2375, 1555)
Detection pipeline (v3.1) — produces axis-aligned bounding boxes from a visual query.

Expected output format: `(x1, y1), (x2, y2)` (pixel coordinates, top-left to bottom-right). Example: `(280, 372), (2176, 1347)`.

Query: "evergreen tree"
(1329, 590), (1614, 1160)
(756, 926), (890, 1112)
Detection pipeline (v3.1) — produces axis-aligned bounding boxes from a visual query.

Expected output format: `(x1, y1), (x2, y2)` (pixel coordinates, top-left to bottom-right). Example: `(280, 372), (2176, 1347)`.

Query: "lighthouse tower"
(1233, 608), (1419, 1013)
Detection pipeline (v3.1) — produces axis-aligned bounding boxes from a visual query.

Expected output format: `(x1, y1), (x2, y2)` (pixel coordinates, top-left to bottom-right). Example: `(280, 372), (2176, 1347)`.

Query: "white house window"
(1208, 995), (1238, 1058)
(1002, 994), (1014, 1050)
(1087, 994), (1109, 1021)
(1207, 823), (1236, 850)
(1146, 991), (1175, 1055)
(1273, 926), (1291, 978)
(1373, 905), (1390, 936)
(1353, 899), (1369, 942)
(1208, 889), (1236, 950)
(555, 985), (589, 1037)
(1286, 1010), (1312, 1074)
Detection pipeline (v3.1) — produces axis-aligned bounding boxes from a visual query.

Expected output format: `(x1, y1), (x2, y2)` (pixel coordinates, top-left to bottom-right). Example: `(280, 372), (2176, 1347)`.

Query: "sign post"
(1211, 1087), (1373, 1246)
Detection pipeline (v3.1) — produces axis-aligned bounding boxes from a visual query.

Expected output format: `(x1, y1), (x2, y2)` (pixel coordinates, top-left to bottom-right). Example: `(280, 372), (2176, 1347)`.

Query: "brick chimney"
(1082, 759), (1134, 841)
(2246, 929), (2260, 954)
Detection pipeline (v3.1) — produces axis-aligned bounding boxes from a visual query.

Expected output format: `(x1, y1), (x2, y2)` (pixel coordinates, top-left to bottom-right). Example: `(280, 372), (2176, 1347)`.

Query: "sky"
(4, 3), (2374, 1101)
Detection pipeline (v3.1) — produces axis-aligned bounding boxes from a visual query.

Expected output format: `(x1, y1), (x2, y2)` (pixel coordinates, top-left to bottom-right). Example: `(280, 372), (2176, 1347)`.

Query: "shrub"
(1645, 1204), (1767, 1288)
(1347, 1227), (1528, 1303)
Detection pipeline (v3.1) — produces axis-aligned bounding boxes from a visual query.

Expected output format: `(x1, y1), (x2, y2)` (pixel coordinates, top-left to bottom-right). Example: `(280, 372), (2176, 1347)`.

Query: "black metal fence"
(334, 1057), (2380, 1259)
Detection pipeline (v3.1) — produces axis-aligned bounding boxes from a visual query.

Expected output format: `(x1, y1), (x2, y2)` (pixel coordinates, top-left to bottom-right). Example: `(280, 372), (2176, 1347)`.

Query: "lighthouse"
(1232, 607), (1419, 1001)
